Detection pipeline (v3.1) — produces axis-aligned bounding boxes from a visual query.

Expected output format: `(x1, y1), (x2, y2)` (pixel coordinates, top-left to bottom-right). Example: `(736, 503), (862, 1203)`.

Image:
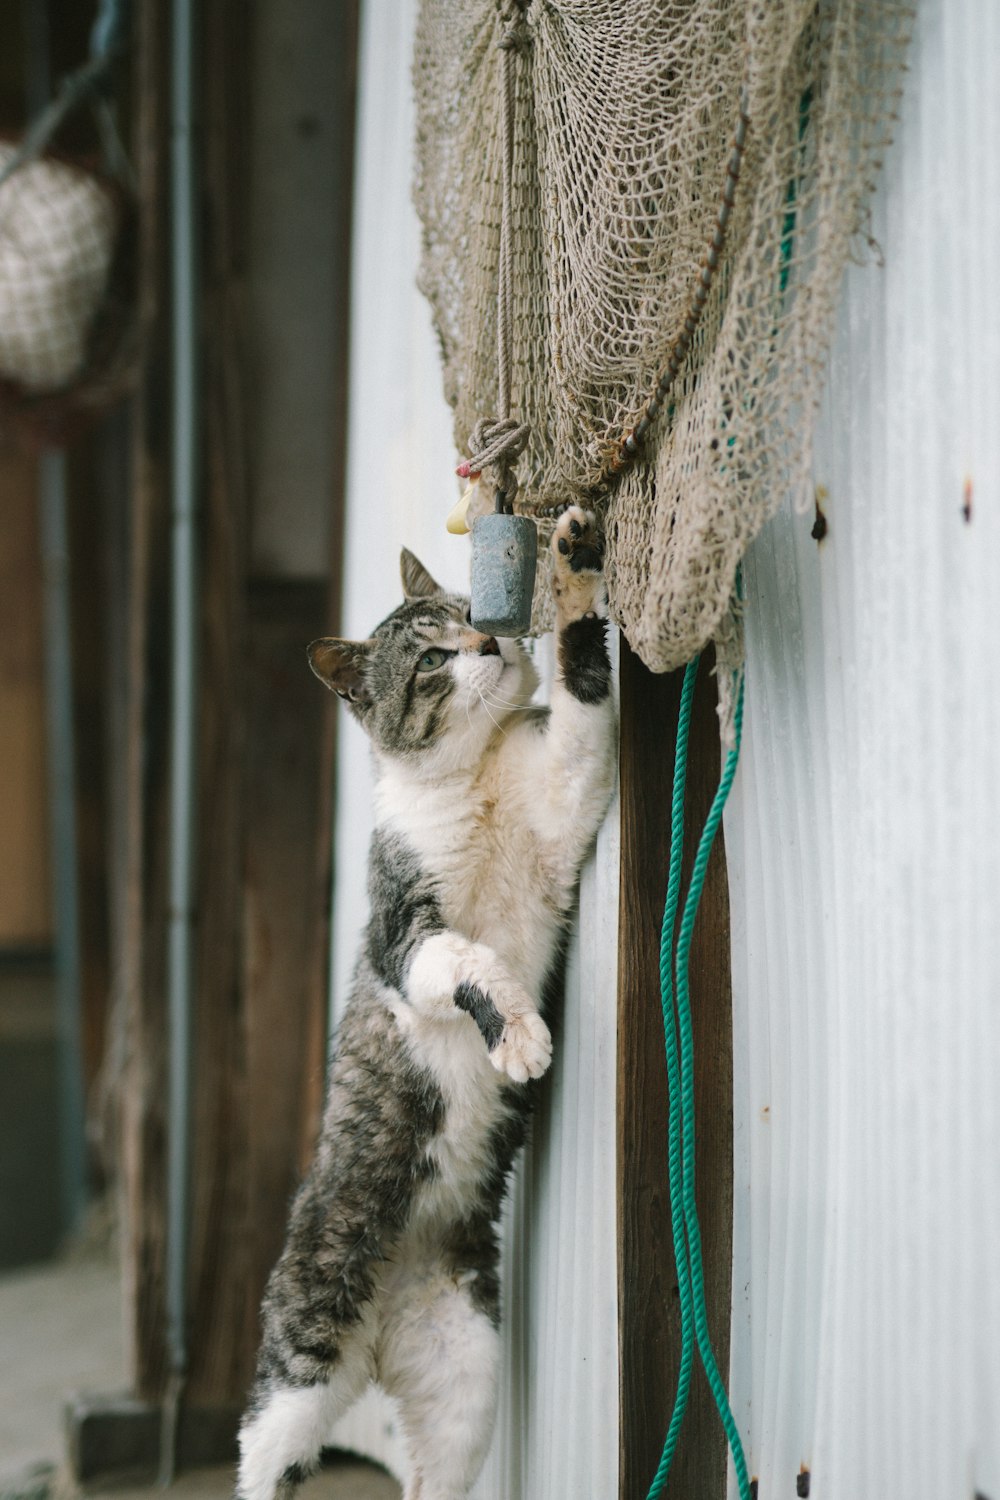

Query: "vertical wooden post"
(617, 642), (735, 1500)
(0, 445), (51, 949)
(111, 0), (360, 1441)
(293, 0), (360, 1174)
(66, 444), (112, 1125)
(119, 0), (172, 1399)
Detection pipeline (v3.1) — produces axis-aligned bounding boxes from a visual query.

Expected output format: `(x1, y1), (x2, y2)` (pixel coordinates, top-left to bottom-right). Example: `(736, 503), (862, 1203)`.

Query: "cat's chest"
(380, 779), (559, 980)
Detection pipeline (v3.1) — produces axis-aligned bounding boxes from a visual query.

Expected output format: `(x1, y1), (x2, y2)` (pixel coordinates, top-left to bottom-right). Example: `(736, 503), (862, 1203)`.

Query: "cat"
(236, 505), (617, 1500)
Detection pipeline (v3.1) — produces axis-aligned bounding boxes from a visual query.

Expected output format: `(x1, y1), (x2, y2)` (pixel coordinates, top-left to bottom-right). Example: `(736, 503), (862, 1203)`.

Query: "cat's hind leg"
(379, 1266), (500, 1500)
(236, 1346), (371, 1500)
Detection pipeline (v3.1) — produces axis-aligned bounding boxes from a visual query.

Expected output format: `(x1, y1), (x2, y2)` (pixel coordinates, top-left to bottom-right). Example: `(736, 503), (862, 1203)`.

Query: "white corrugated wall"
(326, 2), (620, 1493)
(725, 0), (1000, 1494)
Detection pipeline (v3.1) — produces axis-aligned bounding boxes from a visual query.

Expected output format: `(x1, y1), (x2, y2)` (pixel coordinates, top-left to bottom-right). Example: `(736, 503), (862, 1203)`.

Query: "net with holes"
(413, 0), (910, 731)
(0, 145), (135, 442)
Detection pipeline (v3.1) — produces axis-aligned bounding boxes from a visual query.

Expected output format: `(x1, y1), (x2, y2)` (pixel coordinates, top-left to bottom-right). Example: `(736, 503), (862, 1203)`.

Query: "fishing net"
(0, 144), (136, 445)
(413, 0), (910, 726)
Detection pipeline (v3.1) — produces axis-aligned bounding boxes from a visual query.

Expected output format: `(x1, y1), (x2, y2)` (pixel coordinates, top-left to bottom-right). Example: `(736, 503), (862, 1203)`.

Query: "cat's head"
(307, 549), (539, 768)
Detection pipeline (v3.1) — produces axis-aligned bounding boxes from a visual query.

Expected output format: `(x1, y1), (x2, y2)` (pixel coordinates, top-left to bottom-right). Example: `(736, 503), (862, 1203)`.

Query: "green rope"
(645, 659), (698, 1498)
(646, 657), (750, 1500)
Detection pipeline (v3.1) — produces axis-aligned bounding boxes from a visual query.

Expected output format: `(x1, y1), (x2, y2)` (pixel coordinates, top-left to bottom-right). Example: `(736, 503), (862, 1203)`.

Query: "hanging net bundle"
(413, 0), (910, 725)
(0, 146), (135, 445)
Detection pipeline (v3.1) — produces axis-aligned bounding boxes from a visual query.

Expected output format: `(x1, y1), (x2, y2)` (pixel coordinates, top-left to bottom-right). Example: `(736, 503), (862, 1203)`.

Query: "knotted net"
(413, 0), (910, 725)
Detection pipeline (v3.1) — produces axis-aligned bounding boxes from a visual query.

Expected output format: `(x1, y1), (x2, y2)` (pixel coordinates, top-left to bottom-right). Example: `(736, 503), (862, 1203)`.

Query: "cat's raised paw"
(490, 1009), (553, 1084)
(551, 506), (605, 623)
(552, 505), (603, 575)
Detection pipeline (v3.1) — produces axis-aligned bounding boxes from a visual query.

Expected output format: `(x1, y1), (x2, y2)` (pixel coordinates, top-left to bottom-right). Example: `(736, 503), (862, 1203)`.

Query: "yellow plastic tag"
(447, 479), (479, 536)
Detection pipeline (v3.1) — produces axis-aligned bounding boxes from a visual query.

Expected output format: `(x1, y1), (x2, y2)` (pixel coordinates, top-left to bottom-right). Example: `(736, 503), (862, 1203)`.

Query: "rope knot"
(465, 415), (530, 505)
(497, 0), (529, 50)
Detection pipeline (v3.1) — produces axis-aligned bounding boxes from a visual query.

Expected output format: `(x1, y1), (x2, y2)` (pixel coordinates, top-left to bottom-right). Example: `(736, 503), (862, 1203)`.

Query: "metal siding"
(725, 0), (1000, 1494)
(327, 2), (620, 1491)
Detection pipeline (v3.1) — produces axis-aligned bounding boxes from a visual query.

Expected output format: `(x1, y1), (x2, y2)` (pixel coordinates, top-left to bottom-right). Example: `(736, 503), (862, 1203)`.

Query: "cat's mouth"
(463, 651), (506, 689)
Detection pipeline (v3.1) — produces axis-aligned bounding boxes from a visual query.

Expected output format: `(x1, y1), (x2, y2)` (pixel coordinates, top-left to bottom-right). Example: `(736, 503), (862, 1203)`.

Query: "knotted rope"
(458, 3), (530, 513)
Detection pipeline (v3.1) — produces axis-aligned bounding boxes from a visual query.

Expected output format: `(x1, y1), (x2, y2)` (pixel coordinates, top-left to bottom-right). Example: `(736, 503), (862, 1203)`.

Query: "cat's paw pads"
(490, 1009), (552, 1084)
(552, 506), (604, 575)
(551, 507), (605, 621)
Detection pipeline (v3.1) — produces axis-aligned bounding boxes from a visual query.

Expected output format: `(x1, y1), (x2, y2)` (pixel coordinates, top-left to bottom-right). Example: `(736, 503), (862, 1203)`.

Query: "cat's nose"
(478, 635), (501, 656)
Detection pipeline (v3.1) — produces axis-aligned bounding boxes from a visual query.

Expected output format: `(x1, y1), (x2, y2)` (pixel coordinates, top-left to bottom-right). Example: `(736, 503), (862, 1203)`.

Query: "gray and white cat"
(237, 506), (616, 1500)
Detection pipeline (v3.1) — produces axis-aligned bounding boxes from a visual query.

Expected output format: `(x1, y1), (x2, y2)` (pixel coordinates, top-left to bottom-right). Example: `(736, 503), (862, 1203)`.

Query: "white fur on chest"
(374, 739), (569, 996)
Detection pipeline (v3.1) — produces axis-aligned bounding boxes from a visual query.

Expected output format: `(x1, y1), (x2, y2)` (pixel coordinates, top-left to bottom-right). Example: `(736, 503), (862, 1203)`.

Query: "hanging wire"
(0, 0), (132, 193)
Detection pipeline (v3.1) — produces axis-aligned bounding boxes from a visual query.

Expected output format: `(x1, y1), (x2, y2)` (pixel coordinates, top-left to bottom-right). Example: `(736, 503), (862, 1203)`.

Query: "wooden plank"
(66, 1395), (240, 1487)
(110, 0), (364, 1426)
(298, 0), (360, 1172)
(67, 437), (112, 1109)
(181, 0), (255, 1405)
(0, 442), (51, 948)
(240, 579), (334, 1337)
(119, 0), (257, 1405)
(119, 0), (172, 1400)
(116, 0), (360, 1413)
(617, 641), (735, 1500)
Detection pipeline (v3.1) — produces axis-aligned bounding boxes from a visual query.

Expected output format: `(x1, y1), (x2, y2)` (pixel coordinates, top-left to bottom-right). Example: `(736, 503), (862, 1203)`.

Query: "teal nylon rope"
(646, 657), (750, 1500)
(646, 659), (698, 1498)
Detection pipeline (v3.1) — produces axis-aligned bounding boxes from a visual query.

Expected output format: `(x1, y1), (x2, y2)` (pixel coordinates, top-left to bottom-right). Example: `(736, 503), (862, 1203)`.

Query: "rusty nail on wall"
(963, 476), (973, 523)
(811, 486), (828, 542)
(797, 1467), (811, 1497)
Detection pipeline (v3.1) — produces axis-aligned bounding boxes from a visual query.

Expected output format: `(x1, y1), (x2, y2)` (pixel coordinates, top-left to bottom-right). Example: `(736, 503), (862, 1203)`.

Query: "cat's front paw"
(490, 1009), (553, 1084)
(552, 506), (605, 621)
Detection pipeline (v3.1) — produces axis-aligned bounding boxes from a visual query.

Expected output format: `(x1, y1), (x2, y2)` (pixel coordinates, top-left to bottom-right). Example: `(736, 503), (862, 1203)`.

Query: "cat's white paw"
(551, 506), (605, 620)
(490, 1009), (553, 1084)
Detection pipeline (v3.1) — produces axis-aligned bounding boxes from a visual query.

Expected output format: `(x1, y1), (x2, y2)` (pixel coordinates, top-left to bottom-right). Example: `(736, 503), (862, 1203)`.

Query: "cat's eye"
(416, 648), (450, 673)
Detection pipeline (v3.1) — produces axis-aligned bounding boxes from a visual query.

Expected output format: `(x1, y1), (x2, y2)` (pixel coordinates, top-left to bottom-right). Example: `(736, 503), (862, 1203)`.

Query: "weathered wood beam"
(114, 0), (359, 1430)
(617, 643), (735, 1500)
(119, 0), (172, 1399)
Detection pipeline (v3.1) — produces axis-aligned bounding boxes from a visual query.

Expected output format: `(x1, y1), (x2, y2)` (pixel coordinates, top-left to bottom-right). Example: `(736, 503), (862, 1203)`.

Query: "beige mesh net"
(0, 145), (136, 445)
(0, 148), (118, 393)
(413, 0), (910, 725)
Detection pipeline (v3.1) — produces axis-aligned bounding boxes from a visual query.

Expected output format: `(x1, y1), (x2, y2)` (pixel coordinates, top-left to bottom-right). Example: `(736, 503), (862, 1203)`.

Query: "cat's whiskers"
(481, 687), (529, 711)
(475, 687), (507, 737)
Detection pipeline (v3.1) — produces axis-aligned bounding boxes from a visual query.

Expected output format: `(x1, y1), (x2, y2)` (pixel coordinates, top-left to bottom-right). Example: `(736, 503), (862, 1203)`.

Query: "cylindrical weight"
(470, 512), (538, 637)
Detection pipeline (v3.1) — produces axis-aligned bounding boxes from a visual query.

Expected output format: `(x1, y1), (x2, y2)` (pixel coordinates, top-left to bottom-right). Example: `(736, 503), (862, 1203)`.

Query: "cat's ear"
(400, 548), (445, 601)
(307, 638), (373, 706)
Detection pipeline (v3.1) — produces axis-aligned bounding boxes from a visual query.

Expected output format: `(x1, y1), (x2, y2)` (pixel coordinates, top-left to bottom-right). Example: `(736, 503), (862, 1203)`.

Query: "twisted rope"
(459, 2), (530, 513)
(646, 661), (698, 1497)
(648, 657), (751, 1500)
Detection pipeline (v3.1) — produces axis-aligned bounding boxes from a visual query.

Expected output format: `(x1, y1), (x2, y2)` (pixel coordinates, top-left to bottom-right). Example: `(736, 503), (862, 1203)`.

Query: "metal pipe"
(161, 0), (200, 1480)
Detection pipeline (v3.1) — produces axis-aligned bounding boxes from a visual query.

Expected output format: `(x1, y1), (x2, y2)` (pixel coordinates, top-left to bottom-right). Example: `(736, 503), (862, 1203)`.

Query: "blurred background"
(0, 0), (364, 1487)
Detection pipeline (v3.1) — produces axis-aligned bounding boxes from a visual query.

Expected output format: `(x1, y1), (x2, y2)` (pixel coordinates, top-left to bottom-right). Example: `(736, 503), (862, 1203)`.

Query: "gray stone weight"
(470, 512), (538, 637)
